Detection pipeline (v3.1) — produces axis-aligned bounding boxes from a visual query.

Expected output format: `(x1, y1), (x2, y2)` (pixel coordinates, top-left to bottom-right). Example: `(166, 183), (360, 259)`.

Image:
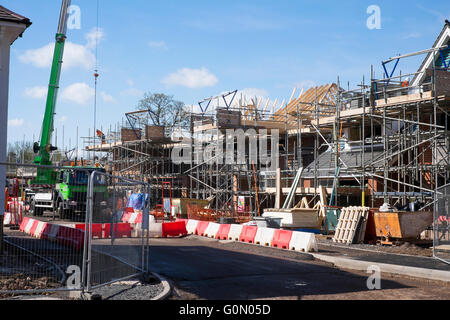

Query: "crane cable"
(93, 0), (100, 163)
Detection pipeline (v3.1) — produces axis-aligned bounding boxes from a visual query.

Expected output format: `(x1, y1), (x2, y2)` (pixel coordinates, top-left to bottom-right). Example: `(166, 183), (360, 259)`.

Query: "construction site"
(1, 0), (450, 303)
(81, 22), (450, 250)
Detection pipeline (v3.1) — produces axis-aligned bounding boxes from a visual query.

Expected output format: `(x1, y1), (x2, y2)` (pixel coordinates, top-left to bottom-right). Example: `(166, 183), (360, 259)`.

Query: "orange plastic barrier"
(175, 218), (188, 226)
(272, 230), (293, 249)
(75, 223), (132, 239)
(56, 226), (84, 251)
(239, 225), (258, 244)
(216, 224), (231, 240)
(104, 223), (132, 238)
(195, 221), (210, 236)
(162, 221), (188, 238)
(28, 220), (39, 236)
(74, 224), (103, 238)
(19, 217), (30, 232)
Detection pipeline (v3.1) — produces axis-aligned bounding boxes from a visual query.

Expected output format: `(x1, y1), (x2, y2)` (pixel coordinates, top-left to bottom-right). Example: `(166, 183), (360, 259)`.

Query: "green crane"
(32, 0), (71, 185)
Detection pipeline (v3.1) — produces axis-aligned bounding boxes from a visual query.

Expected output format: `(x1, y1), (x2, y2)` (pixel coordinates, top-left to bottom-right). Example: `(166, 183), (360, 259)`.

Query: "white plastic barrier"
(3, 212), (15, 225)
(128, 212), (139, 223)
(228, 224), (243, 241)
(8, 201), (23, 214)
(204, 222), (220, 238)
(130, 222), (162, 238)
(289, 231), (318, 253)
(149, 222), (163, 238)
(34, 221), (47, 239)
(23, 219), (35, 235)
(186, 220), (199, 235)
(254, 227), (275, 246)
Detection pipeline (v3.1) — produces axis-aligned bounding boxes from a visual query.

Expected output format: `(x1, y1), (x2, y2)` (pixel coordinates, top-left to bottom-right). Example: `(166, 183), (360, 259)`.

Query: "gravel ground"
(90, 279), (165, 300)
(316, 235), (434, 257)
(0, 275), (60, 299)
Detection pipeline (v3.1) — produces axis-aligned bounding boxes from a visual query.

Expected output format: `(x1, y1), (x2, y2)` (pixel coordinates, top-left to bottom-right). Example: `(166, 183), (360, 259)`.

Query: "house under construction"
(85, 22), (450, 234)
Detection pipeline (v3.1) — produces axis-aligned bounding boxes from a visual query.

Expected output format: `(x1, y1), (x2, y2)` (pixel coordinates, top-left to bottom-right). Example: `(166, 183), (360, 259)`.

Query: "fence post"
(0, 210), (3, 255)
(140, 183), (150, 279)
(81, 170), (95, 293)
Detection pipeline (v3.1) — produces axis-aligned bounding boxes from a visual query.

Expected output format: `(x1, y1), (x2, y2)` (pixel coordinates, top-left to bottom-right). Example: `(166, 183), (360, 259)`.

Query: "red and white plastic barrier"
(15, 214), (318, 253)
(272, 230), (293, 249)
(73, 223), (132, 239)
(34, 221), (48, 239)
(195, 221), (210, 236)
(228, 224), (244, 241)
(289, 231), (318, 252)
(239, 225), (258, 244)
(254, 227), (275, 246)
(162, 221), (188, 238)
(19, 218), (84, 251)
(216, 224), (231, 240)
(186, 220), (199, 235)
(7, 201), (23, 223)
(204, 222), (220, 238)
(182, 219), (318, 253)
(3, 212), (17, 225)
(121, 209), (143, 224)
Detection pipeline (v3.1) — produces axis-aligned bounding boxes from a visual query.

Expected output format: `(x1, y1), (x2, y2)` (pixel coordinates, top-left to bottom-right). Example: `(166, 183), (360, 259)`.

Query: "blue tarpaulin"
(126, 193), (148, 210)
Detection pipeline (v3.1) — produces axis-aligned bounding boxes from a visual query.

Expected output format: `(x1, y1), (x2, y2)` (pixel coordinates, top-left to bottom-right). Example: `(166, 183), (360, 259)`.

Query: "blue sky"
(4, 0), (450, 151)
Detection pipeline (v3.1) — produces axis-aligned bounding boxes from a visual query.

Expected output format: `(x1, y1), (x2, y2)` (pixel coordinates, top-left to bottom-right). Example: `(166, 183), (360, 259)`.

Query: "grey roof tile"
(0, 5), (31, 26)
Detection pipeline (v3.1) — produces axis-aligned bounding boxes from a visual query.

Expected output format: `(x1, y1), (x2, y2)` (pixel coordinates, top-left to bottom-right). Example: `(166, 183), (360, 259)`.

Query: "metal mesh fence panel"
(434, 184), (450, 264)
(0, 163), (91, 297)
(85, 171), (149, 291)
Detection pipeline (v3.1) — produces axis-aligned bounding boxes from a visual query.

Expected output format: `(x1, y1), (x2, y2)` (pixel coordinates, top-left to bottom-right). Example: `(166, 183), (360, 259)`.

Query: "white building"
(0, 6), (31, 223)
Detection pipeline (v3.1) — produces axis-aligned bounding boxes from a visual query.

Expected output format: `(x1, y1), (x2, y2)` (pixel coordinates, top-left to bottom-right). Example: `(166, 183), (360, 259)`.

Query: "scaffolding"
(81, 26), (450, 251)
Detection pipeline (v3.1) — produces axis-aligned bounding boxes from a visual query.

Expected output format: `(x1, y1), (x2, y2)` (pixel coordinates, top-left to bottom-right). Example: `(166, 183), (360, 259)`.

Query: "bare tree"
(7, 141), (34, 164)
(137, 93), (189, 129)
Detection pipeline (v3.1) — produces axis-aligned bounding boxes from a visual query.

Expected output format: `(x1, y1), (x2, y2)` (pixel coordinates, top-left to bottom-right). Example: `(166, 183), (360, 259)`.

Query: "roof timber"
(272, 84), (338, 123)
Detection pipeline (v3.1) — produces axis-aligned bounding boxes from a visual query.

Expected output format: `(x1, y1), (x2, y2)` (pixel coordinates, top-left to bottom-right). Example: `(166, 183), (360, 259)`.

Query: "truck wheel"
(30, 201), (36, 216)
(36, 207), (44, 217)
(67, 209), (74, 221)
(58, 202), (65, 220)
(31, 201), (43, 217)
(33, 206), (43, 217)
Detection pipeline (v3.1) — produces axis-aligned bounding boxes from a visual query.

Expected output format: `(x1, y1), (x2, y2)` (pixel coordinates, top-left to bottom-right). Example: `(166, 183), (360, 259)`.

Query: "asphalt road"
(93, 235), (450, 300)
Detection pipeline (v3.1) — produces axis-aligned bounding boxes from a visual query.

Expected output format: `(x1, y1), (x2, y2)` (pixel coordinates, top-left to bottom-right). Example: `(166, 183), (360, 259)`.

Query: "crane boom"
(33, 0), (71, 185)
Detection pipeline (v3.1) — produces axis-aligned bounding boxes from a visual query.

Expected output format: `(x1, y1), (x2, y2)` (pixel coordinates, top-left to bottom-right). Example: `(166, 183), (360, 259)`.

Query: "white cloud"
(19, 28), (105, 71)
(19, 42), (95, 70)
(85, 27), (105, 49)
(148, 41), (167, 49)
(61, 82), (95, 105)
(101, 91), (117, 103)
(19, 43), (54, 68)
(24, 86), (47, 99)
(162, 67), (218, 89)
(8, 119), (24, 127)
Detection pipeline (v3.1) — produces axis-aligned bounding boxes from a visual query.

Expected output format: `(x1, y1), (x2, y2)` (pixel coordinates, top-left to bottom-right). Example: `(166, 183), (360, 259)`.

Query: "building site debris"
(332, 207), (370, 244)
(374, 210), (433, 245)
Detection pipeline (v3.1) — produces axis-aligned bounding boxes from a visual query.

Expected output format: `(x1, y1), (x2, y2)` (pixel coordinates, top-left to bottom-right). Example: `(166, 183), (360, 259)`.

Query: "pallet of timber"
(333, 207), (369, 244)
